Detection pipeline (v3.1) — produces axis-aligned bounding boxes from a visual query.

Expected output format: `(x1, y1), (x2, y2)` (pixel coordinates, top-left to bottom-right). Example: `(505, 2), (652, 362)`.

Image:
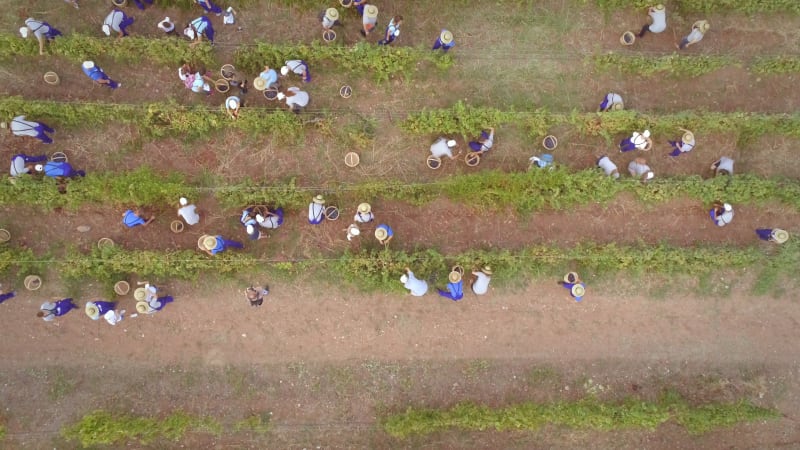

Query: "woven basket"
(426, 155), (442, 169)
(464, 152), (481, 167)
(50, 152), (68, 163)
(264, 87), (279, 100)
(323, 30), (336, 42)
(170, 220), (184, 233)
(0, 229), (10, 243)
(344, 152), (360, 168)
(44, 71), (60, 85)
(97, 238), (115, 249)
(24, 275), (42, 291)
(114, 281), (130, 295)
(215, 79), (230, 93)
(220, 64), (236, 80)
(620, 31), (636, 46)
(339, 85), (352, 98)
(324, 206), (340, 221)
(542, 135), (558, 150)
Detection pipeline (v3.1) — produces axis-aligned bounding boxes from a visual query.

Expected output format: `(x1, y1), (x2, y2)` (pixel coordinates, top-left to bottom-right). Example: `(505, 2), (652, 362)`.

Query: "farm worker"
(430, 137), (459, 159)
(709, 201), (734, 227)
(122, 208), (155, 228)
(597, 155), (620, 179)
(468, 127), (495, 152)
(84, 300), (117, 320)
(529, 153), (554, 169)
(259, 66), (279, 89)
(281, 60), (311, 83)
(277, 87), (310, 113)
(178, 64), (212, 95)
(20, 18), (63, 55)
(40, 161), (85, 178)
(200, 234), (244, 256)
(619, 129), (650, 152)
(628, 157), (655, 182)
(320, 8), (340, 30)
(401, 268), (428, 297)
(10, 116), (54, 144)
(678, 20), (709, 50)
(354, 203), (374, 223)
(158, 17), (175, 35)
(470, 266), (492, 295)
(346, 223), (360, 241)
(437, 270), (464, 301)
(638, 4), (666, 38)
(226, 96), (241, 119)
(352, 0), (367, 15)
(257, 207), (284, 229)
(560, 272), (586, 302)
(223, 7), (236, 25)
(136, 283), (175, 314)
(668, 129), (695, 157)
(103, 308), (125, 325)
(711, 156), (734, 176)
(756, 228), (789, 244)
(131, 0), (153, 10)
(82, 61), (120, 89)
(10, 153), (48, 177)
(245, 286), (268, 307)
(375, 224), (394, 245)
(102, 9), (135, 38)
(195, 0), (222, 15)
(361, 5), (378, 37)
(245, 224), (266, 240)
(378, 15), (402, 45)
(432, 29), (455, 52)
(184, 16), (215, 43)
(599, 93), (624, 112)
(226, 69), (248, 95)
(309, 195), (326, 224)
(177, 197), (200, 225)
(37, 298), (78, 321)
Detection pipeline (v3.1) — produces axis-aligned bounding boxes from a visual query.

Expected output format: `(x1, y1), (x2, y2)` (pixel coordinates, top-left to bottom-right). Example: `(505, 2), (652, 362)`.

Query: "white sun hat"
(255, 214), (265, 222)
(102, 24), (111, 36)
(280, 66), (289, 76)
(446, 139), (457, 147)
(227, 98), (239, 109)
(179, 197), (188, 206)
(276, 92), (286, 101)
(400, 274), (408, 284)
(82, 61), (95, 70)
(184, 27), (196, 40)
(19, 27), (29, 38)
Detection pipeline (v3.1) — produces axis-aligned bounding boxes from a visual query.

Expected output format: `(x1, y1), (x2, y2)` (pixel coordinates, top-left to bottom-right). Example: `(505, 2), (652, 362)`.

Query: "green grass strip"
(751, 56), (800, 75)
(595, 0), (800, 14)
(591, 54), (738, 78)
(382, 394), (779, 438)
(61, 410), (221, 447)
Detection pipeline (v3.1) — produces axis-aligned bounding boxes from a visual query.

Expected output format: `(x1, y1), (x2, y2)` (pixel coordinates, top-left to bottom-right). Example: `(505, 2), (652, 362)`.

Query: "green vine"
(592, 54), (737, 78)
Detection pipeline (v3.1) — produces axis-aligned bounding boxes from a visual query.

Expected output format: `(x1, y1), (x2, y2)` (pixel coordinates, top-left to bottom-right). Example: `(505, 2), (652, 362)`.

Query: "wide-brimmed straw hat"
(695, 20), (710, 33)
(654, 4), (665, 11)
(772, 229), (789, 243)
(202, 235), (218, 251)
(440, 30), (453, 45)
(312, 194), (325, 205)
(358, 203), (371, 214)
(571, 284), (586, 297)
(365, 5), (378, 18)
(375, 227), (388, 241)
(611, 102), (624, 111)
(325, 8), (339, 21)
(448, 271), (462, 283)
(85, 302), (100, 320)
(136, 301), (150, 314)
(682, 130), (695, 143)
(564, 272), (579, 283)
(481, 266), (493, 275)
(133, 287), (147, 301)
(253, 77), (267, 91)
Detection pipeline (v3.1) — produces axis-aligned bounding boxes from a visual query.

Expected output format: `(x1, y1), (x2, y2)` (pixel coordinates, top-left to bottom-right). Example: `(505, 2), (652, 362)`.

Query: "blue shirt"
(210, 236), (225, 255)
(123, 210), (146, 228)
(447, 281), (464, 300)
(259, 69), (278, 87)
(563, 282), (585, 302)
(82, 66), (108, 83)
(191, 17), (209, 34)
(43, 161), (73, 177)
(376, 224), (393, 238)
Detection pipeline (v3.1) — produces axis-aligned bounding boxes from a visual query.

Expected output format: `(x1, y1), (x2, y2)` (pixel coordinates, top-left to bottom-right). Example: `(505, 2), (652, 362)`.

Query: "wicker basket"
(215, 79), (230, 93)
(464, 152), (481, 167)
(344, 152), (360, 168)
(170, 220), (185, 233)
(620, 31), (636, 46)
(323, 30), (336, 42)
(24, 275), (42, 291)
(43, 71), (60, 85)
(114, 281), (130, 295)
(0, 229), (10, 243)
(324, 206), (340, 221)
(97, 238), (115, 248)
(339, 85), (352, 98)
(426, 155), (442, 169)
(220, 64), (236, 80)
(542, 135), (558, 150)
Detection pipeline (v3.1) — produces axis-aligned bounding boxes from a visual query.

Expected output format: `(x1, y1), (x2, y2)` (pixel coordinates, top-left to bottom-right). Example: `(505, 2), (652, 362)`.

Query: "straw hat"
(313, 194), (325, 205)
(82, 61), (95, 70)
(227, 97), (240, 110)
(682, 130), (695, 143)
(481, 266), (493, 275)
(179, 197), (188, 206)
(136, 301), (150, 314)
(448, 270), (462, 283)
(365, 5), (378, 18)
(620, 31), (635, 45)
(280, 66), (289, 76)
(571, 284), (586, 297)
(695, 20), (710, 33)
(133, 287), (147, 301)
(202, 235), (218, 251)
(375, 227), (388, 241)
(563, 272), (579, 283)
(400, 274), (408, 283)
(85, 302), (100, 320)
(253, 77), (267, 91)
(325, 8), (339, 21)
(772, 229), (789, 244)
(19, 27), (29, 38)
(358, 203), (371, 214)
(611, 102), (624, 111)
(654, 4), (665, 11)
(102, 24), (111, 36)
(440, 30), (453, 45)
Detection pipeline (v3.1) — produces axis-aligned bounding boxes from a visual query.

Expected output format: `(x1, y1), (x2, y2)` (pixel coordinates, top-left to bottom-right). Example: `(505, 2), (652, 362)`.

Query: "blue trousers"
(14, 153), (48, 163)
(619, 138), (636, 152)
(55, 298), (78, 316)
(44, 24), (62, 40)
(198, 0), (222, 14)
(222, 238), (244, 249)
(432, 38), (454, 51)
(154, 296), (174, 311)
(437, 289), (463, 301)
(756, 229), (773, 241)
(94, 301), (117, 315)
(132, 0), (152, 9)
(34, 123), (55, 144)
(0, 292), (15, 304)
(118, 16), (134, 36)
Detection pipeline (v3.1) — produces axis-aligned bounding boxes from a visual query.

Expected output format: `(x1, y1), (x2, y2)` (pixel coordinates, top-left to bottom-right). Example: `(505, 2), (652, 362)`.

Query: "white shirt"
(104, 10), (125, 33)
(715, 207), (734, 226)
(480, 130), (494, 151)
(285, 60), (305, 75)
(631, 132), (650, 150)
(471, 272), (491, 295)
(25, 18), (51, 40)
(354, 211), (374, 223)
(285, 87), (309, 108)
(104, 310), (123, 325)
(178, 204), (200, 225)
(678, 140), (695, 153)
(686, 28), (704, 44)
(404, 271), (428, 297)
(258, 214), (282, 229)
(308, 202), (324, 223)
(322, 16), (336, 29)
(717, 157), (734, 174)
(648, 8), (666, 33)
(597, 156), (619, 178)
(10, 156), (29, 176)
(144, 284), (157, 303)
(628, 160), (652, 177)
(606, 93), (623, 106)
(429, 138), (453, 158)
(11, 116), (39, 138)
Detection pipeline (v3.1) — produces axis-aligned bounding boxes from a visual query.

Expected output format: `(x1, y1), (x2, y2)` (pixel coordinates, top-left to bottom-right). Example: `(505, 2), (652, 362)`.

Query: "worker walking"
(82, 61), (120, 89)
